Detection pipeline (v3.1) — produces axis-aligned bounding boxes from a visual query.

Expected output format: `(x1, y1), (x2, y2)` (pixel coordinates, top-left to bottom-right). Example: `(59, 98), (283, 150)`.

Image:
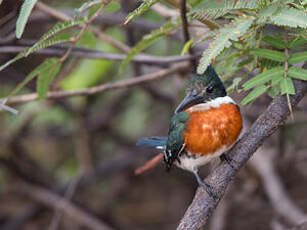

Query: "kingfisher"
(136, 66), (243, 197)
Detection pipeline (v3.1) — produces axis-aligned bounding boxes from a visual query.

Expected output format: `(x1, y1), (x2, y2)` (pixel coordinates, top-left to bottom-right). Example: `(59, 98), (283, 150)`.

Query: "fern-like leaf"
(280, 77), (295, 95)
(288, 66), (307, 80)
(242, 67), (283, 90)
(249, 48), (286, 62)
(190, 0), (258, 21)
(241, 85), (267, 105)
(269, 7), (307, 28)
(197, 15), (254, 74)
(262, 36), (286, 49)
(0, 35), (70, 73)
(124, 0), (160, 25)
(120, 19), (180, 70)
(26, 17), (85, 56)
(16, 0), (37, 38)
(0, 19), (84, 72)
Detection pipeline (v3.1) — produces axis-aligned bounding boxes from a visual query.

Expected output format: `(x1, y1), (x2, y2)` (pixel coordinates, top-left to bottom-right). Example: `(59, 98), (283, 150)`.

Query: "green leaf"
(262, 36), (286, 49)
(242, 67), (283, 90)
(8, 60), (54, 98)
(0, 18), (84, 73)
(257, 0), (293, 23)
(193, 30), (218, 47)
(241, 85), (267, 105)
(36, 58), (62, 99)
(16, 0), (38, 39)
(288, 66), (307, 80)
(288, 51), (307, 64)
(227, 77), (242, 94)
(249, 48), (286, 62)
(120, 19), (180, 70)
(124, 0), (160, 25)
(197, 16), (254, 74)
(26, 17), (85, 56)
(104, 1), (121, 12)
(280, 77), (295, 95)
(86, 1), (120, 14)
(0, 34), (69, 73)
(190, 0), (258, 21)
(77, 0), (101, 13)
(268, 7), (307, 28)
(288, 37), (307, 48)
(181, 39), (194, 55)
(268, 85), (280, 98)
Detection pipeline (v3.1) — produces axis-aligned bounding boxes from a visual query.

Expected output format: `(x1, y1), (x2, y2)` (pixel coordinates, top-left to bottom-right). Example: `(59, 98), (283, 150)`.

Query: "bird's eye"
(206, 86), (214, 93)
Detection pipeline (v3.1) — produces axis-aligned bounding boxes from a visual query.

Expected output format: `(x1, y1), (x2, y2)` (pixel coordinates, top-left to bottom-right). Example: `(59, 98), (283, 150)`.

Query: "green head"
(175, 65), (226, 113)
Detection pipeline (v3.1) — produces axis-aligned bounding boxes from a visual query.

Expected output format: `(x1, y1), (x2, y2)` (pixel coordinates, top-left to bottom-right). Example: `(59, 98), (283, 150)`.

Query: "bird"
(136, 65), (243, 198)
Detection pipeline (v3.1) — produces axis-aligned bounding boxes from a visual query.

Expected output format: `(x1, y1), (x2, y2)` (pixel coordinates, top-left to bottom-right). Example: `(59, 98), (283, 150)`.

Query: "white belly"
(175, 145), (228, 172)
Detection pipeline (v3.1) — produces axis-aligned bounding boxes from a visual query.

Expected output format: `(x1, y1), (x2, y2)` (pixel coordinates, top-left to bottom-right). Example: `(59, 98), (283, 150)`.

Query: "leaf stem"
(59, 0), (111, 63)
(284, 39), (294, 120)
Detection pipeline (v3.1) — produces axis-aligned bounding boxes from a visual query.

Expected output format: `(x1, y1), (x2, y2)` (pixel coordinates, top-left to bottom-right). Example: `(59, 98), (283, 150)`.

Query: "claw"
(192, 170), (217, 200)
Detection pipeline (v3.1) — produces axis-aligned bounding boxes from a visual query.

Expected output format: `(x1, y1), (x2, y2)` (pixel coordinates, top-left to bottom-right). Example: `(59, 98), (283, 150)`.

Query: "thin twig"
(180, 0), (190, 44)
(135, 153), (164, 175)
(0, 46), (200, 65)
(151, 3), (179, 19)
(284, 44), (294, 120)
(17, 182), (114, 230)
(48, 176), (82, 230)
(35, 2), (130, 53)
(5, 62), (189, 105)
(249, 148), (307, 224)
(60, 1), (111, 63)
(180, 0), (196, 70)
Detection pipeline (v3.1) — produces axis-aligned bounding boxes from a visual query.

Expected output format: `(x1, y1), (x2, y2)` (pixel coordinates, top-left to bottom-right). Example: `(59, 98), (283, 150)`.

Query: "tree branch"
(177, 79), (307, 230)
(35, 2), (130, 53)
(17, 182), (114, 230)
(0, 45), (200, 65)
(180, 0), (196, 70)
(5, 62), (190, 105)
(249, 148), (307, 224)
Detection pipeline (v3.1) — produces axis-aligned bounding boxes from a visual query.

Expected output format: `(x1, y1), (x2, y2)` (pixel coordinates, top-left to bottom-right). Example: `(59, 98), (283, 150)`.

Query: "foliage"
(197, 15), (255, 74)
(1, 0), (307, 106)
(0, 18), (86, 73)
(120, 18), (181, 70)
(124, 0), (160, 25)
(120, 0), (307, 105)
(16, 0), (37, 38)
(187, 0), (307, 104)
(8, 58), (61, 99)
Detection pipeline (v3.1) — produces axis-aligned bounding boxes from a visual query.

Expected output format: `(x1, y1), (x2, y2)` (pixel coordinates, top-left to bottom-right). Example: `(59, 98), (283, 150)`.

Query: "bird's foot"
(198, 180), (217, 200)
(193, 171), (217, 200)
(220, 153), (235, 169)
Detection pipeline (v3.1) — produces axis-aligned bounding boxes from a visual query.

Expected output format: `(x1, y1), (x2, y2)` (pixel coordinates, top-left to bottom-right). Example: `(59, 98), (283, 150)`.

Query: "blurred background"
(0, 0), (307, 230)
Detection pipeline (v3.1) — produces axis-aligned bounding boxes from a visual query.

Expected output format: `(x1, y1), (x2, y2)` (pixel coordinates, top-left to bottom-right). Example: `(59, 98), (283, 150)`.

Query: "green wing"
(165, 111), (189, 169)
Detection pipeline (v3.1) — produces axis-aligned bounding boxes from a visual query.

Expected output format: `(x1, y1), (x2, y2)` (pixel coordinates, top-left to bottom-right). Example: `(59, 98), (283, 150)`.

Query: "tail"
(136, 136), (167, 150)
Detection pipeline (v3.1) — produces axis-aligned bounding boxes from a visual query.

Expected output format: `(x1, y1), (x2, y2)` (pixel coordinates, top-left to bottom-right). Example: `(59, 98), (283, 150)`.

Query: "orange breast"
(184, 104), (242, 155)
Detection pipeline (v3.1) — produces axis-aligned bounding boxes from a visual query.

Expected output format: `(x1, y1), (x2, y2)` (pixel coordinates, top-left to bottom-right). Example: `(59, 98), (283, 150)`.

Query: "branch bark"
(5, 62), (189, 105)
(0, 45), (199, 65)
(17, 182), (114, 230)
(177, 80), (307, 230)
